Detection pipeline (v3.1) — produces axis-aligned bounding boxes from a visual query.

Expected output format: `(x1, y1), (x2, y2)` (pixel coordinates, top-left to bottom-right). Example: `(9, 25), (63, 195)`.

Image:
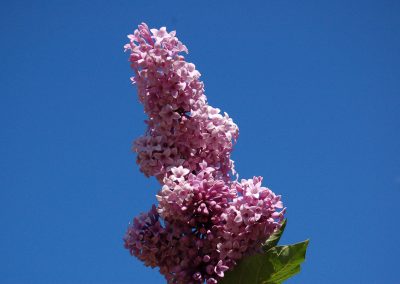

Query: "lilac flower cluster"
(124, 23), (285, 284)
(124, 23), (238, 182)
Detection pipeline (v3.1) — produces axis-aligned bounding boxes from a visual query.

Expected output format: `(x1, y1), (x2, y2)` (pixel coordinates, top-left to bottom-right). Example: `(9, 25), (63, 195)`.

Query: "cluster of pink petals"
(124, 23), (238, 182)
(124, 23), (285, 284)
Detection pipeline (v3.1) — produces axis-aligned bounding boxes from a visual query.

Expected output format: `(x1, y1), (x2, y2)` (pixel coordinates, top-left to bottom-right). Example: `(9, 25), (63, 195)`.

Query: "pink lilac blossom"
(124, 23), (285, 284)
(125, 22), (238, 182)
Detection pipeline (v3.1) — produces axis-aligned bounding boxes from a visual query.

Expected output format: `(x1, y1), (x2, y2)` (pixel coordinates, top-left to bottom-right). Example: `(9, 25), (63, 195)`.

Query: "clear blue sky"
(1, 0), (399, 283)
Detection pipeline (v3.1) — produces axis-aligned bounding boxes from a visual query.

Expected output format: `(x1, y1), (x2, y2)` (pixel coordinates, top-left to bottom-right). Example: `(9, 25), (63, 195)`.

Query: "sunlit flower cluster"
(124, 23), (285, 284)
(124, 23), (238, 182)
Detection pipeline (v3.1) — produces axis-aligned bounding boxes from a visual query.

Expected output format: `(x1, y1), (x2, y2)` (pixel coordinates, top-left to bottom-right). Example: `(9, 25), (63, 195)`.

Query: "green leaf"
(220, 239), (309, 284)
(263, 240), (309, 284)
(262, 219), (287, 252)
(221, 251), (275, 284)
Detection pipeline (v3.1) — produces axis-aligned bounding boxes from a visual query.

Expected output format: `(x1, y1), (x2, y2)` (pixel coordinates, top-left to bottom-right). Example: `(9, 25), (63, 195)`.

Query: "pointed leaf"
(264, 240), (309, 284)
(263, 219), (287, 251)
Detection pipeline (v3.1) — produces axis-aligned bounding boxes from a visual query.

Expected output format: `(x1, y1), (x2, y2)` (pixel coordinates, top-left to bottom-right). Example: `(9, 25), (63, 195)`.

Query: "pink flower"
(214, 260), (230, 278)
(125, 23), (238, 182)
(124, 23), (286, 284)
(170, 166), (190, 182)
(159, 104), (181, 123)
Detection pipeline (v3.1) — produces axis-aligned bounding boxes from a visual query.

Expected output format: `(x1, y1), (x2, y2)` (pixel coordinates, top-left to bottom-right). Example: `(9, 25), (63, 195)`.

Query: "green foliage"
(262, 219), (287, 251)
(263, 240), (309, 284)
(220, 220), (309, 284)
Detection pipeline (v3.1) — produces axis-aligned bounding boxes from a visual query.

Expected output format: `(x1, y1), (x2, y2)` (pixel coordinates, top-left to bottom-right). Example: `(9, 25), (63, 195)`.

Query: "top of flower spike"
(124, 22), (188, 58)
(125, 23), (239, 182)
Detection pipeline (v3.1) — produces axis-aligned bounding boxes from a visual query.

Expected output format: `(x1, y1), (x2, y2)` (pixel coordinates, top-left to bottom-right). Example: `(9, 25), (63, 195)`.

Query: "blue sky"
(1, 0), (399, 283)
